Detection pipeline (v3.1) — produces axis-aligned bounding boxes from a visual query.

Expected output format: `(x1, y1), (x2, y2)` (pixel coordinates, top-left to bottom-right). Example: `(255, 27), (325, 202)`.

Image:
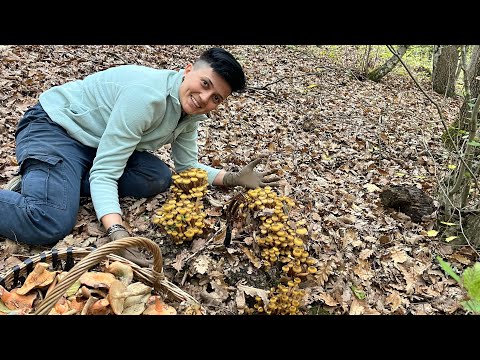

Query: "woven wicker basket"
(0, 236), (201, 315)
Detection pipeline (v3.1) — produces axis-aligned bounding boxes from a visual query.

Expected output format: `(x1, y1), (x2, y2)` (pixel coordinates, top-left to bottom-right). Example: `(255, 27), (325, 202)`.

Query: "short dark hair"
(196, 47), (246, 93)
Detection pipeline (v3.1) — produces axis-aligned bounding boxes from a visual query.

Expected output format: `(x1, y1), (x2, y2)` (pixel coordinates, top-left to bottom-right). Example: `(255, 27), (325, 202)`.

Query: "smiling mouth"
(191, 95), (200, 108)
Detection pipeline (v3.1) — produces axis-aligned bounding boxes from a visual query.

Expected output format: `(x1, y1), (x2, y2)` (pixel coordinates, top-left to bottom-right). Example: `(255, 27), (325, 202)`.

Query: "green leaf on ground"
(350, 285), (366, 300)
(462, 263), (480, 300)
(461, 299), (480, 314)
(436, 256), (461, 282)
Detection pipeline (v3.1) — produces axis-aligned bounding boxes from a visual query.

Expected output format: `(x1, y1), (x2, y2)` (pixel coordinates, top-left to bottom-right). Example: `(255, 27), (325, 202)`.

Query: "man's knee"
(119, 155), (172, 198)
(148, 175), (172, 196)
(22, 203), (76, 245)
(135, 175), (172, 198)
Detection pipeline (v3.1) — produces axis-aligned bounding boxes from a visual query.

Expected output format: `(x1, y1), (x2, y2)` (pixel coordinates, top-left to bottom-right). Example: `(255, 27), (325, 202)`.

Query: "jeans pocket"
(22, 155), (67, 210)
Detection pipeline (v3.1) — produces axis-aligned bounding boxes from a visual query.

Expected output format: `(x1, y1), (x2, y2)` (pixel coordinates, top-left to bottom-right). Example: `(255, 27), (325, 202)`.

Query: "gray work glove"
(223, 156), (281, 189)
(108, 225), (153, 267)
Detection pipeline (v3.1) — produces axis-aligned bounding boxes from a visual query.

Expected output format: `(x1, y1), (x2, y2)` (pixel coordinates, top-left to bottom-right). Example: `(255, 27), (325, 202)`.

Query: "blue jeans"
(0, 103), (172, 245)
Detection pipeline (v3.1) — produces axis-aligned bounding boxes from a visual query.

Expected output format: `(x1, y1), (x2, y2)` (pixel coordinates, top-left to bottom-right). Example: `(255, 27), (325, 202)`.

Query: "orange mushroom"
(143, 296), (176, 315)
(107, 279), (127, 315)
(89, 298), (111, 315)
(0, 285), (37, 312)
(105, 261), (134, 286)
(79, 271), (117, 289)
(17, 262), (55, 295)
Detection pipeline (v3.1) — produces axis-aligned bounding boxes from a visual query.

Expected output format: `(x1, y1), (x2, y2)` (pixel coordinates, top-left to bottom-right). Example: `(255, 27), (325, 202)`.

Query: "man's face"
(179, 63), (232, 115)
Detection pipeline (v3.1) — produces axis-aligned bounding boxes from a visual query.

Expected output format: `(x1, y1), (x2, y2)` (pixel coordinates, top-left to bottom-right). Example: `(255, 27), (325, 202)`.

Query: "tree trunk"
(467, 45), (480, 81)
(437, 46), (480, 250)
(459, 45), (480, 122)
(432, 45), (460, 97)
(367, 45), (409, 82)
(438, 88), (480, 241)
(362, 45), (372, 74)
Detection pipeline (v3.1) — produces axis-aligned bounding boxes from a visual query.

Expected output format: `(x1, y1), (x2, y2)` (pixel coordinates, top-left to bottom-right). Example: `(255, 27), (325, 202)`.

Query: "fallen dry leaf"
(385, 291), (402, 312)
(237, 284), (269, 306)
(349, 298), (365, 315)
(318, 292), (338, 306)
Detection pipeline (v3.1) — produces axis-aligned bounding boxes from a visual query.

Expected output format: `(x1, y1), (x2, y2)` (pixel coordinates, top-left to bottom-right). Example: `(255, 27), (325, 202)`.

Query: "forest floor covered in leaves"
(0, 45), (471, 315)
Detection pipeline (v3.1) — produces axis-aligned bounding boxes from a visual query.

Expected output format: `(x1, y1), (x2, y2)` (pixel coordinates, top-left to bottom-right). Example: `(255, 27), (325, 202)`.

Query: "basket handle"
(33, 236), (163, 315)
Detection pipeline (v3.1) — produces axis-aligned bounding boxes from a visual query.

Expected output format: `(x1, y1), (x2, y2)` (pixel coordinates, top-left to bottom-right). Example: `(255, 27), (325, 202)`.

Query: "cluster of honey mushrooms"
(152, 170), (318, 315)
(234, 187), (319, 315)
(152, 168), (208, 244)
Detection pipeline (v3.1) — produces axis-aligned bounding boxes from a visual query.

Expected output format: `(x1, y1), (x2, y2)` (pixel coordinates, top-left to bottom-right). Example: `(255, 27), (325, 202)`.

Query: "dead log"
(379, 185), (435, 223)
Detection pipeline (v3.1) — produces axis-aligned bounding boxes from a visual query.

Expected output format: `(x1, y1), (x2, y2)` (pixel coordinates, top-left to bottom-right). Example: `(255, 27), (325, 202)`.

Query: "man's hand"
(107, 225), (153, 267)
(222, 156), (281, 189)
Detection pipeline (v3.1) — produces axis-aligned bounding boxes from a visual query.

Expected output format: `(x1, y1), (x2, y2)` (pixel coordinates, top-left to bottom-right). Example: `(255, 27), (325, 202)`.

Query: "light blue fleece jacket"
(39, 64), (221, 220)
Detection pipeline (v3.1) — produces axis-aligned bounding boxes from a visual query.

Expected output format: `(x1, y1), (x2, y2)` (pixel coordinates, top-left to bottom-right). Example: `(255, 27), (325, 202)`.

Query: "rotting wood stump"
(379, 185), (435, 223)
(461, 213), (480, 248)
